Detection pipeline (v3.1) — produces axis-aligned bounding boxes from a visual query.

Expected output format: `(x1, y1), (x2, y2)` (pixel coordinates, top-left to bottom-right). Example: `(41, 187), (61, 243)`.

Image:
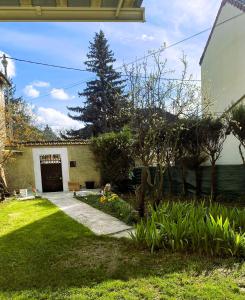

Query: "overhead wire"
(0, 9), (243, 103)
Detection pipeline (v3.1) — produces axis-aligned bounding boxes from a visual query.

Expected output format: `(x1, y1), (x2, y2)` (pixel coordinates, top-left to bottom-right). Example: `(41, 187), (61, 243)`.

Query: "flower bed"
(76, 194), (138, 225)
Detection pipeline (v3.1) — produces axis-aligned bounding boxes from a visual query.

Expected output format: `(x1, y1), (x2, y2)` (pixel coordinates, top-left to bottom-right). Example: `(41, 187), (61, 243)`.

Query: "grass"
(0, 198), (244, 299)
(77, 194), (138, 225)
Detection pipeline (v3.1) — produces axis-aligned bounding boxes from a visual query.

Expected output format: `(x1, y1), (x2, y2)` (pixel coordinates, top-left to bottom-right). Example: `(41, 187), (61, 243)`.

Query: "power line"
(119, 11), (245, 69)
(0, 55), (201, 82)
(2, 56), (88, 72)
(1, 9), (243, 103)
(0, 11), (244, 74)
(121, 74), (201, 82)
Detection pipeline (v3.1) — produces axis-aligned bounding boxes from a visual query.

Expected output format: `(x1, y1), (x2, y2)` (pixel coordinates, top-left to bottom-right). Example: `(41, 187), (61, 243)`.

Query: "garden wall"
(133, 165), (245, 200)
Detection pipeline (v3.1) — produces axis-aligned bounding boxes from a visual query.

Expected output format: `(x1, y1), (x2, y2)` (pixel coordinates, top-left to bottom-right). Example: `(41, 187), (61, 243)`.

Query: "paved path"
(42, 192), (133, 238)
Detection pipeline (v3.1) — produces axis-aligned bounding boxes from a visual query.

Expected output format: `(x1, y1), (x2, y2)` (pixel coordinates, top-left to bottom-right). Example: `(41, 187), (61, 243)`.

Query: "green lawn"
(0, 199), (244, 299)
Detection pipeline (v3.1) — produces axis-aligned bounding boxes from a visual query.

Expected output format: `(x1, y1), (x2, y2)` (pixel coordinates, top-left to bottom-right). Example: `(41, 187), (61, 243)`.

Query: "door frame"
(32, 147), (69, 193)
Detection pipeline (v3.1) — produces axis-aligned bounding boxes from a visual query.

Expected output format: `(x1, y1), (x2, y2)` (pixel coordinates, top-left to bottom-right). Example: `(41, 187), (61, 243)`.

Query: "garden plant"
(132, 201), (245, 257)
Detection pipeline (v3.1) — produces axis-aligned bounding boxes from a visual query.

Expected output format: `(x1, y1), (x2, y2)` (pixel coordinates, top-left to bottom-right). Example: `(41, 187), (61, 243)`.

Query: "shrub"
(229, 104), (245, 165)
(132, 201), (245, 257)
(78, 195), (138, 225)
(91, 127), (134, 191)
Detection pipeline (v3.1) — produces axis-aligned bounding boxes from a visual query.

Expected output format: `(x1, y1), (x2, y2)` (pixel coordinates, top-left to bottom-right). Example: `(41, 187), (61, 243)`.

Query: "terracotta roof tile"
(11, 140), (91, 147)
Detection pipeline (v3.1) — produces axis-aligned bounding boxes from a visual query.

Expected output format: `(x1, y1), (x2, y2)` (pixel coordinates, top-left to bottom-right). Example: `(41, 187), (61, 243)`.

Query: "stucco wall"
(201, 3), (245, 165)
(67, 144), (100, 187)
(5, 147), (35, 191)
(5, 144), (101, 192)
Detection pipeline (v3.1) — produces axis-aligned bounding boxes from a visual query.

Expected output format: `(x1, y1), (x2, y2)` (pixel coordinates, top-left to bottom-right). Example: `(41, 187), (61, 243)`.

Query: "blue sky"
(0, 0), (221, 132)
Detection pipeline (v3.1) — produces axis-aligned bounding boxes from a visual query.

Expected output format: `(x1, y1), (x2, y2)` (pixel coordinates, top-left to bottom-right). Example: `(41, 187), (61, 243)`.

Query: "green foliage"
(66, 30), (130, 138)
(91, 127), (134, 189)
(230, 104), (245, 164)
(42, 125), (58, 141)
(230, 104), (245, 142)
(201, 117), (227, 161)
(7, 83), (45, 141)
(78, 194), (138, 225)
(132, 201), (245, 257)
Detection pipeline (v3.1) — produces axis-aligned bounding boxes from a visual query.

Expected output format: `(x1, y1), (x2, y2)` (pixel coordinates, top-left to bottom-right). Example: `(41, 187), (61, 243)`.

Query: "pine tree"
(67, 30), (129, 138)
(42, 125), (58, 141)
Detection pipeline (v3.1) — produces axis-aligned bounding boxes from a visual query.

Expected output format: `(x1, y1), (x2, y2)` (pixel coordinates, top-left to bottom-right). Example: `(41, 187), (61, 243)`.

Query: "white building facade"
(200, 0), (245, 165)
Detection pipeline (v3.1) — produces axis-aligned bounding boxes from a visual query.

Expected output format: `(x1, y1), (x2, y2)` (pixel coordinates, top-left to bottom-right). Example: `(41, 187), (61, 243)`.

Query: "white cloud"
(33, 80), (50, 88)
(37, 107), (81, 132)
(0, 51), (16, 78)
(139, 34), (155, 42)
(50, 88), (72, 101)
(23, 84), (40, 98)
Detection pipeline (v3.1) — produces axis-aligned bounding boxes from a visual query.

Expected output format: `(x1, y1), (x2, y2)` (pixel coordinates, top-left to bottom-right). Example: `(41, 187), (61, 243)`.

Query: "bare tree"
(125, 51), (202, 216)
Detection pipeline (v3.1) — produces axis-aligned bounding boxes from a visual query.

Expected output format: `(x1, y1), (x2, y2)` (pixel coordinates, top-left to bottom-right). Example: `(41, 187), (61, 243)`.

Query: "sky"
(0, 0), (221, 132)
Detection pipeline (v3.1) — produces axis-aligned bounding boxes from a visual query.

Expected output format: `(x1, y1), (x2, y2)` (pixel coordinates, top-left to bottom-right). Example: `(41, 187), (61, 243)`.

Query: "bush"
(91, 127), (134, 192)
(77, 195), (138, 225)
(132, 201), (245, 257)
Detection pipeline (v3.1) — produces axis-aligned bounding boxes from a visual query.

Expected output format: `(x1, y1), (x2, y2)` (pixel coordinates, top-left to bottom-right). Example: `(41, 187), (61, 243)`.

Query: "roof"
(0, 71), (11, 87)
(0, 0), (145, 22)
(8, 140), (91, 147)
(200, 0), (245, 65)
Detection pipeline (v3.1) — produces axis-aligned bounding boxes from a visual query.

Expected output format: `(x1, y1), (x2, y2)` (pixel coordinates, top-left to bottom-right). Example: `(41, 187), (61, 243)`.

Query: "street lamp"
(1, 54), (8, 78)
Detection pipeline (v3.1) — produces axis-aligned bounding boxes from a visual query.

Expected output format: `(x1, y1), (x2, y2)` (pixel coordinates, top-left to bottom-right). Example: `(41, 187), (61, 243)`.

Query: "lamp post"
(1, 54), (13, 139)
(1, 54), (8, 78)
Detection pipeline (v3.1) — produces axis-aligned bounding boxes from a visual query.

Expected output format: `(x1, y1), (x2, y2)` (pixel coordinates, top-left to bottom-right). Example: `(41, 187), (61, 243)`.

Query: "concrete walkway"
(42, 192), (133, 238)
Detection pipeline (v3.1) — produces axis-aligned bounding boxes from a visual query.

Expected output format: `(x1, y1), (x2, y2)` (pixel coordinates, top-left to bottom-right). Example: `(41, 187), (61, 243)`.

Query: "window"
(40, 154), (61, 164)
(70, 161), (77, 168)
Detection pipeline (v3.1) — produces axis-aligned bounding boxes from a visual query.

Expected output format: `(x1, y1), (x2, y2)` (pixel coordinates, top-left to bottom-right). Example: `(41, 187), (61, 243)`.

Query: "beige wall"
(5, 147), (35, 191)
(5, 144), (100, 192)
(201, 3), (245, 165)
(67, 144), (100, 187)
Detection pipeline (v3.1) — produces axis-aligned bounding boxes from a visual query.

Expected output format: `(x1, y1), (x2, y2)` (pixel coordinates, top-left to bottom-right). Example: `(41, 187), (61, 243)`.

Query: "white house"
(200, 0), (245, 165)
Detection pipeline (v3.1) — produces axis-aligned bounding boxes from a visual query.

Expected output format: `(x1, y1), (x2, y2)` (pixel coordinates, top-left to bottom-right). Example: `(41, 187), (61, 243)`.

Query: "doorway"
(40, 154), (63, 192)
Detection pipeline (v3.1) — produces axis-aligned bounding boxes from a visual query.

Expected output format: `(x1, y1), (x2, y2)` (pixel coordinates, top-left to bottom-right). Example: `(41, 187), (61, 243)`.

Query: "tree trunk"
(210, 160), (217, 201)
(136, 167), (148, 218)
(153, 165), (164, 208)
(181, 164), (188, 196)
(167, 166), (173, 195)
(239, 143), (245, 165)
(195, 166), (202, 198)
